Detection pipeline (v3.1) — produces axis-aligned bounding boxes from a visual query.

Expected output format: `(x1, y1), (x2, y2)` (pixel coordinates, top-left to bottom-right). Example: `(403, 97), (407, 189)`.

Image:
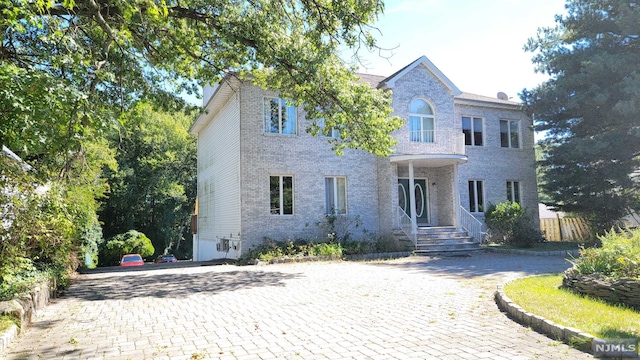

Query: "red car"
(156, 254), (178, 263)
(120, 254), (144, 267)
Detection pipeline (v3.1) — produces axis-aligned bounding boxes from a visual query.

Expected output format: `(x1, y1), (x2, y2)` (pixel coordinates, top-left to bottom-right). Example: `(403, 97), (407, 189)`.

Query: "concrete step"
(416, 238), (475, 246)
(414, 242), (482, 254)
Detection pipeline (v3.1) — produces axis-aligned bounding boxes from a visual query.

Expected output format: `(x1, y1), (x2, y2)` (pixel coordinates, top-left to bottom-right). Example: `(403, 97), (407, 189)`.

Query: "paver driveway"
(4, 252), (594, 360)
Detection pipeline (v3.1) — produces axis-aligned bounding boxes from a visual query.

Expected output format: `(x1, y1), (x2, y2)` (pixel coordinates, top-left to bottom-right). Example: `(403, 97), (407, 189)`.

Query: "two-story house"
(189, 56), (538, 260)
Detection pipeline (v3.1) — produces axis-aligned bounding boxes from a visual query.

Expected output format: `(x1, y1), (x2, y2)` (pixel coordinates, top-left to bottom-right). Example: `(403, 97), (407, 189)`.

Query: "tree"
(1, 0), (402, 157)
(99, 230), (155, 266)
(522, 0), (640, 231)
(99, 103), (196, 258)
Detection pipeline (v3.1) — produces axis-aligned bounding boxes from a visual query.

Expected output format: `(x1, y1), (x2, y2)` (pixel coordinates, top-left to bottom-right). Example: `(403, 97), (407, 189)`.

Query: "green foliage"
(242, 235), (408, 263)
(242, 238), (343, 263)
(99, 103), (196, 258)
(343, 235), (409, 255)
(569, 228), (640, 279)
(522, 0), (640, 232)
(98, 230), (155, 266)
(1, 0), (400, 156)
(485, 201), (544, 247)
(0, 158), (79, 272)
(316, 212), (362, 245)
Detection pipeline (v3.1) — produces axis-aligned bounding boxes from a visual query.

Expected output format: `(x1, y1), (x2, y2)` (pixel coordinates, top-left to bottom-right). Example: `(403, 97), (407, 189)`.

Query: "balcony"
(393, 129), (465, 156)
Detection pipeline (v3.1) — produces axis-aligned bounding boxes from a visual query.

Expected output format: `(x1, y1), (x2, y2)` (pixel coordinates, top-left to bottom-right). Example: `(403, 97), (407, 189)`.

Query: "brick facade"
(191, 56), (539, 260)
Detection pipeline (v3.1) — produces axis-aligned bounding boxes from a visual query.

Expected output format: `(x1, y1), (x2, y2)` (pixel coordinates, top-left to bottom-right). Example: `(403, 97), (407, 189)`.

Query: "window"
(507, 181), (521, 203)
(325, 177), (347, 214)
(317, 118), (340, 138)
(270, 176), (293, 215)
(264, 97), (296, 134)
(500, 120), (519, 148)
(462, 116), (483, 146)
(409, 99), (435, 143)
(468, 180), (484, 213)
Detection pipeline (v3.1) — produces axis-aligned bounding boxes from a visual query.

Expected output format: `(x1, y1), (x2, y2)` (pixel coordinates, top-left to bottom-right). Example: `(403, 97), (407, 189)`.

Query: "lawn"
(504, 274), (640, 339)
(485, 241), (580, 251)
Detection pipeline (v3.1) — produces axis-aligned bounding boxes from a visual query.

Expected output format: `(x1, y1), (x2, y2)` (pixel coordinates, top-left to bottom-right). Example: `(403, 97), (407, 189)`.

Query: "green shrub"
(241, 238), (343, 263)
(485, 201), (543, 247)
(98, 230), (155, 266)
(570, 228), (640, 279)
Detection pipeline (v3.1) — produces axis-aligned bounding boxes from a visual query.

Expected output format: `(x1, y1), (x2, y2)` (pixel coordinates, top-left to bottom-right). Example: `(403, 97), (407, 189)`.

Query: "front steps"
(393, 226), (482, 254)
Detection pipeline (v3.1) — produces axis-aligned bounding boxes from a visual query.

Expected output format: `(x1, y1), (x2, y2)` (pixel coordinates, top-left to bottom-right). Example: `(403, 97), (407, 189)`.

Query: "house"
(189, 56), (539, 260)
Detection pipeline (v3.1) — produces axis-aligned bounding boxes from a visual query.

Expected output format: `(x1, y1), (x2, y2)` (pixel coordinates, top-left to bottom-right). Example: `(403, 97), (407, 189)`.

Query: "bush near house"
(241, 235), (408, 264)
(484, 201), (544, 248)
(569, 228), (640, 280)
(98, 230), (155, 266)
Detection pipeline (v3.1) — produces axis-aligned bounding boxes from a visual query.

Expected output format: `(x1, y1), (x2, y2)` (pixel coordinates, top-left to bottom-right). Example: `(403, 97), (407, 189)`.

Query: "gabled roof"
(189, 74), (242, 135)
(356, 73), (386, 88)
(377, 56), (462, 95)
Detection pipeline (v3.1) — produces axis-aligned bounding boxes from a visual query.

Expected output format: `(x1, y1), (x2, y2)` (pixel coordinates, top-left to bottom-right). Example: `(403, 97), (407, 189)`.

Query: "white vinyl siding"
(197, 94), (241, 257)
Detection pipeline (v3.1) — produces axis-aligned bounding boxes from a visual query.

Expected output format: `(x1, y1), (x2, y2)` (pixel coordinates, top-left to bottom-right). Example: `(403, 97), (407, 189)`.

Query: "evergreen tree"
(522, 0), (640, 231)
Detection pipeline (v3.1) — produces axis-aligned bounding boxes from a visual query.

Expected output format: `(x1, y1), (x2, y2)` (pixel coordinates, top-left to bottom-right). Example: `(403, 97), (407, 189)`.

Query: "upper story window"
(317, 118), (340, 138)
(500, 119), (520, 148)
(462, 116), (483, 146)
(409, 99), (435, 143)
(264, 97), (297, 135)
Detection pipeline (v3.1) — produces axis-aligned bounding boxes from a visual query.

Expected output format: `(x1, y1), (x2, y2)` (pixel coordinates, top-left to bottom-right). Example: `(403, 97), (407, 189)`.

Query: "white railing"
(395, 129), (465, 156)
(397, 206), (417, 246)
(459, 205), (484, 243)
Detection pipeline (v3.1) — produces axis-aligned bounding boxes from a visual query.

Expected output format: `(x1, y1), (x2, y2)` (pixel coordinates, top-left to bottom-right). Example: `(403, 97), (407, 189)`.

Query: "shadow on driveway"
(68, 266), (302, 301)
(365, 251), (573, 278)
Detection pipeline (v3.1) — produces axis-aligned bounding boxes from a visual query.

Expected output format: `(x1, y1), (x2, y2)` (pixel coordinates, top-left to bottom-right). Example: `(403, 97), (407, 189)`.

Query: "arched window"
(409, 99), (435, 143)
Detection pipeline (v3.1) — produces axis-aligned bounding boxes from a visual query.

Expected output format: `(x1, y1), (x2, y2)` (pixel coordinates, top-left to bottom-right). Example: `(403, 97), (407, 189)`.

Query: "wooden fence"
(540, 216), (590, 241)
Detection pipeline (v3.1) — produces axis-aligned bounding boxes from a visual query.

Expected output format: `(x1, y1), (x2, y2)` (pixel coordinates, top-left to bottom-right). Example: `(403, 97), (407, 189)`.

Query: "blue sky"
(351, 0), (567, 101)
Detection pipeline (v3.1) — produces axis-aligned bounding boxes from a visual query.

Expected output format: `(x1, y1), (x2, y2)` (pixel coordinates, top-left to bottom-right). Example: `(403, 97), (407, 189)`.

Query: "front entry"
(398, 178), (430, 225)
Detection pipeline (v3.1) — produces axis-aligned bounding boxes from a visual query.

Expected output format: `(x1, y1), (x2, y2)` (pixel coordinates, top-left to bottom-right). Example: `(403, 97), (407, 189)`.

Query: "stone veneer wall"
(563, 268), (640, 311)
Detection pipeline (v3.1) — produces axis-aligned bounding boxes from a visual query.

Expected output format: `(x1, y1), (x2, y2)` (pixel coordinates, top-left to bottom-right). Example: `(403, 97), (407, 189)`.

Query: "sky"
(351, 0), (568, 101)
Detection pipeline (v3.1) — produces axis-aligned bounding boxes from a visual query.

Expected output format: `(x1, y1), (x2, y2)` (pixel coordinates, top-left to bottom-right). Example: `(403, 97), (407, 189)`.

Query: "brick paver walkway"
(3, 252), (593, 359)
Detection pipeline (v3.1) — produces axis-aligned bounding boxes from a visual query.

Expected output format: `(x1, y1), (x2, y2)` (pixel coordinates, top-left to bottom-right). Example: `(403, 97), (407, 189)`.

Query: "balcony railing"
(394, 129), (465, 156)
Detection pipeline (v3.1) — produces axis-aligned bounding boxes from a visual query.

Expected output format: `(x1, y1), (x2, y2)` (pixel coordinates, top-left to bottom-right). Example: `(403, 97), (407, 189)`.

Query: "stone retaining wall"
(562, 268), (640, 311)
(0, 279), (55, 332)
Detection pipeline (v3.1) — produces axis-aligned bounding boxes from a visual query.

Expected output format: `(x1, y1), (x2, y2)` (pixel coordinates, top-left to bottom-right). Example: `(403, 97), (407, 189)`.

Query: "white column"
(408, 161), (418, 236)
(453, 162), (461, 230)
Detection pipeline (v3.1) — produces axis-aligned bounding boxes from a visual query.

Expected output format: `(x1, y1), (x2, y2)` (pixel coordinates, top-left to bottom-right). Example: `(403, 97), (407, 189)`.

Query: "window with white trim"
(507, 181), (521, 204)
(409, 99), (435, 143)
(468, 180), (484, 213)
(264, 97), (297, 134)
(325, 176), (347, 215)
(500, 119), (520, 148)
(270, 175), (293, 215)
(462, 116), (483, 146)
(317, 118), (340, 138)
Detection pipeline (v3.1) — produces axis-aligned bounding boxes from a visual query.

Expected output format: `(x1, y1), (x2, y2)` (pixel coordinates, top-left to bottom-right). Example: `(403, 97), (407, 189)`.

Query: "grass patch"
(485, 242), (579, 251)
(504, 275), (640, 339)
(0, 315), (19, 333)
